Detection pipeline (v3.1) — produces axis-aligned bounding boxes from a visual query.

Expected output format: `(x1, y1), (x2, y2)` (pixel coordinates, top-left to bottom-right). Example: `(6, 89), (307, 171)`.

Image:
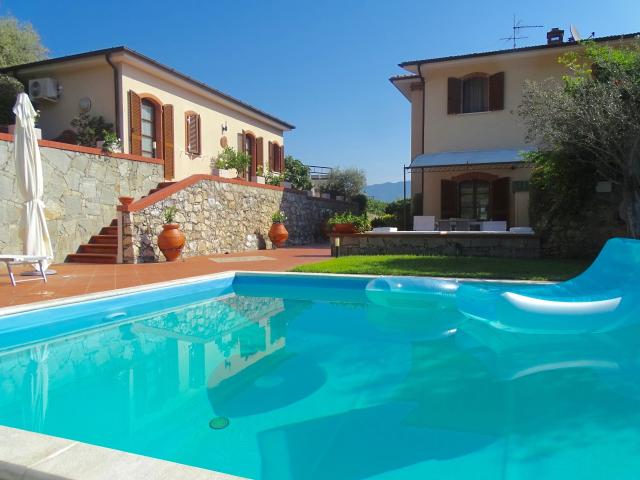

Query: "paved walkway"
(0, 246), (330, 308)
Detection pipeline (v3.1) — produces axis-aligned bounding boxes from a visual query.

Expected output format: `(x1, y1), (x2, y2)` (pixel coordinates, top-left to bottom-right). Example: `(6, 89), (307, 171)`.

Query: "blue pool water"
(1, 272), (640, 479)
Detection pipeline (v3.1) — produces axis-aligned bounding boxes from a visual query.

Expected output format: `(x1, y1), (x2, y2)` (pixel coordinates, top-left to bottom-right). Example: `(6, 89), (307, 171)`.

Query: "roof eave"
(1, 46), (295, 131)
(398, 32), (640, 69)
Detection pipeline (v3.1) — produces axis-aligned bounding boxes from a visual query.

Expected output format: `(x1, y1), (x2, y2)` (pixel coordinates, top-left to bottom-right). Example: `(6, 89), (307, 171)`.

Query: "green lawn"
(291, 255), (592, 281)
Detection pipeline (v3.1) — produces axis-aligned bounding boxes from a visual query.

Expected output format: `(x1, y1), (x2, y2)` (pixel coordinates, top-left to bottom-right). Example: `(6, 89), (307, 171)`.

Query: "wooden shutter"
(447, 77), (461, 115)
(186, 113), (200, 154)
(255, 137), (264, 175)
(162, 104), (174, 179)
(441, 179), (458, 219)
(128, 90), (142, 155)
(279, 145), (285, 172)
(238, 132), (246, 152)
(268, 141), (274, 170)
(490, 177), (510, 221)
(489, 72), (505, 111)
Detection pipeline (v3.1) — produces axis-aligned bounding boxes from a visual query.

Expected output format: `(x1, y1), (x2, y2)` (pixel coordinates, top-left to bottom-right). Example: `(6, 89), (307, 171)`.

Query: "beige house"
(391, 30), (637, 228)
(1, 46), (294, 181)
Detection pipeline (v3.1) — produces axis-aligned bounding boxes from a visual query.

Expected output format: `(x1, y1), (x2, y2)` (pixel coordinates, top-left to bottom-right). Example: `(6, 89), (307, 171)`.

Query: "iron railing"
(306, 165), (332, 180)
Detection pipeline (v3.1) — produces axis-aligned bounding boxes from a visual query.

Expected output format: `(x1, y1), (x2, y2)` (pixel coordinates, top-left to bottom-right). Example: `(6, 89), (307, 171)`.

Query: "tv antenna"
(500, 15), (543, 48)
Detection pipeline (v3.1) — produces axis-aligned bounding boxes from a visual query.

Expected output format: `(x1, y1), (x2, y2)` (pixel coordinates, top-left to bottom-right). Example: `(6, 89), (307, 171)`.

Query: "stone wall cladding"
(0, 139), (163, 263)
(332, 233), (541, 258)
(126, 179), (353, 263)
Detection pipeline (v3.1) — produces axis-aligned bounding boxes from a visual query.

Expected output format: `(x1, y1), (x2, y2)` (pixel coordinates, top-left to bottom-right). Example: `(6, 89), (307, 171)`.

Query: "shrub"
(0, 74), (24, 125)
(284, 155), (312, 190)
(320, 167), (366, 199)
(366, 198), (388, 216)
(70, 112), (114, 147)
(265, 170), (283, 186)
(350, 193), (368, 214)
(327, 212), (371, 233)
(371, 214), (397, 228)
(385, 198), (412, 230)
(526, 150), (625, 257)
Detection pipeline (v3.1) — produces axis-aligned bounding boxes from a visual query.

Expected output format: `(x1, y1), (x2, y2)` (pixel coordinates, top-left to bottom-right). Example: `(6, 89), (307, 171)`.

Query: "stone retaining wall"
(0, 138), (164, 263)
(331, 232), (541, 258)
(122, 179), (354, 263)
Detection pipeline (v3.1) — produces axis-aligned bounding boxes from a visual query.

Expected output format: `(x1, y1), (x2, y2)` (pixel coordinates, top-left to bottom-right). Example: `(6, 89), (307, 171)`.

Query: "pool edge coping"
(0, 270), (553, 317)
(0, 425), (245, 480)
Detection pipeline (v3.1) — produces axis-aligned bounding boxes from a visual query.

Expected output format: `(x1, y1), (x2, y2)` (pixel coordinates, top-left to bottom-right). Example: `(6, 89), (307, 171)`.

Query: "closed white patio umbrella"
(13, 92), (54, 273)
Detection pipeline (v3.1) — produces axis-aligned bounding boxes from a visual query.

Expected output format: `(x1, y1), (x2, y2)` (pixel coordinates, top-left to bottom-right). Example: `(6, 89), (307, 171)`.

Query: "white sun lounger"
(0, 255), (50, 286)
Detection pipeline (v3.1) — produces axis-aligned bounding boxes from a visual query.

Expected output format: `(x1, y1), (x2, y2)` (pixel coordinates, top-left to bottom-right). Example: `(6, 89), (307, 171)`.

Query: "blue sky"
(3, 0), (639, 184)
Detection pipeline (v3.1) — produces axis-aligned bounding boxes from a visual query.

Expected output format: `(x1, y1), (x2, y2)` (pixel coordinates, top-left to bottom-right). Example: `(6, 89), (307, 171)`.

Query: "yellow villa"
(391, 29), (638, 229)
(1, 46), (294, 181)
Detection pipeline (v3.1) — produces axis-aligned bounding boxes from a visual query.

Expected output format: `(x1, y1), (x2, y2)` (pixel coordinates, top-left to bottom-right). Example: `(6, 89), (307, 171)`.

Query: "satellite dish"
(570, 25), (582, 42)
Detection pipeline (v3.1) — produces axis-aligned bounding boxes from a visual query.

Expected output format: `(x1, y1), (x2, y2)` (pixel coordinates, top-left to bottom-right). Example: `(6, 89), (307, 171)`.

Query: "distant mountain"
(364, 181), (410, 202)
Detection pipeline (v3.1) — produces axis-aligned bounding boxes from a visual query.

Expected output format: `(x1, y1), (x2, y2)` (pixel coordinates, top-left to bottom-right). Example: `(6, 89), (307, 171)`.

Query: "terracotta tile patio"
(0, 246), (331, 309)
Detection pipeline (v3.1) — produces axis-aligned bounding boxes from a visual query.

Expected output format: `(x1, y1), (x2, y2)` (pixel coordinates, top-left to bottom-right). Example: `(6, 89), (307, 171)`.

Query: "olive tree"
(0, 16), (47, 67)
(0, 16), (47, 125)
(320, 167), (366, 199)
(519, 41), (640, 237)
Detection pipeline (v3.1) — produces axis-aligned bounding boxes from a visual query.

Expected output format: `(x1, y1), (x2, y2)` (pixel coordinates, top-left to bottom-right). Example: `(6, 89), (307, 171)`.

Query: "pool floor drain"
(209, 417), (230, 430)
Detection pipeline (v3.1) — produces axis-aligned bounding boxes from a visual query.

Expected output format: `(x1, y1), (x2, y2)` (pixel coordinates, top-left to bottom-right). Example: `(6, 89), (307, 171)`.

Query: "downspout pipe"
(417, 63), (425, 155)
(410, 63), (427, 225)
(105, 53), (121, 140)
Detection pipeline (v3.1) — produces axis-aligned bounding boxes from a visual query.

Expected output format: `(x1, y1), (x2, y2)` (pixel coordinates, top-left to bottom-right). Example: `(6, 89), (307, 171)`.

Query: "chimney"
(547, 27), (564, 45)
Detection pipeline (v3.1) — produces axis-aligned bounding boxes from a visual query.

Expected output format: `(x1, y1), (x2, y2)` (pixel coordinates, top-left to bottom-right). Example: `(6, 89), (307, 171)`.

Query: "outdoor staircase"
(65, 181), (176, 264)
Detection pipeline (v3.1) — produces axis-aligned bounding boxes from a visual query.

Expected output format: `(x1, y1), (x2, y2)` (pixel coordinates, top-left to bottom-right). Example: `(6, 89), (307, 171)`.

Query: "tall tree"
(519, 41), (640, 238)
(0, 16), (47, 67)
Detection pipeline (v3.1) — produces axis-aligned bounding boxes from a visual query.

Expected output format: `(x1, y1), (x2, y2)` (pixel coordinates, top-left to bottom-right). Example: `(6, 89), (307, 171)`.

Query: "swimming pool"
(1, 271), (640, 479)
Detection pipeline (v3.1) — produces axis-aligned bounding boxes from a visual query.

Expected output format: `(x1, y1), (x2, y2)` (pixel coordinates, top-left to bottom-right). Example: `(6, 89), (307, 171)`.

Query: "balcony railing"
(307, 165), (332, 180)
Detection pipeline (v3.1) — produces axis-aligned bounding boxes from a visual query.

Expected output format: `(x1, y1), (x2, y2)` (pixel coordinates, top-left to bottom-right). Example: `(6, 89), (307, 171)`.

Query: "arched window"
(459, 179), (490, 219)
(462, 74), (488, 113)
(141, 99), (157, 157)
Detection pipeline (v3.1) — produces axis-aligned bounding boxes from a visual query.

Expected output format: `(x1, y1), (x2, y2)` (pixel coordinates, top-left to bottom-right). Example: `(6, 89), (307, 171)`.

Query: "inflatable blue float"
(456, 238), (640, 334)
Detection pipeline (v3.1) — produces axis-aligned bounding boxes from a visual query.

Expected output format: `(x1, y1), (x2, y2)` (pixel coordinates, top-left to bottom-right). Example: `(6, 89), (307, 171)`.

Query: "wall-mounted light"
(221, 121), (228, 134)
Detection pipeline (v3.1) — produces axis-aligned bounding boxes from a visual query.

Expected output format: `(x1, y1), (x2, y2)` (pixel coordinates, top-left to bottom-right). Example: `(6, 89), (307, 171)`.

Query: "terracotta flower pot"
(332, 223), (358, 234)
(118, 196), (134, 206)
(158, 223), (186, 261)
(269, 222), (289, 247)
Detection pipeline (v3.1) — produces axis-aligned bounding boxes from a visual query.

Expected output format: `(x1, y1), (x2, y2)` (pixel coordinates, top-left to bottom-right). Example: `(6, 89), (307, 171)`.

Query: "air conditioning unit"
(28, 78), (59, 102)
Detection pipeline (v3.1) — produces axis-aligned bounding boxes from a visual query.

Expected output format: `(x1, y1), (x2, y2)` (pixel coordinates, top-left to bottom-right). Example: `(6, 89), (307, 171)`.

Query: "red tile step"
(65, 181), (175, 264)
(89, 234), (117, 245)
(100, 226), (118, 236)
(65, 253), (118, 264)
(78, 244), (117, 254)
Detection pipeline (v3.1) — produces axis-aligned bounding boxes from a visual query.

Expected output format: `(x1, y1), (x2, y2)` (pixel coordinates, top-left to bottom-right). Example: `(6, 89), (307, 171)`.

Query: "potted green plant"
(269, 211), (289, 247)
(252, 165), (265, 184)
(157, 206), (185, 262)
(327, 212), (371, 234)
(212, 147), (252, 179)
(265, 170), (283, 186)
(98, 130), (122, 153)
(212, 147), (239, 178)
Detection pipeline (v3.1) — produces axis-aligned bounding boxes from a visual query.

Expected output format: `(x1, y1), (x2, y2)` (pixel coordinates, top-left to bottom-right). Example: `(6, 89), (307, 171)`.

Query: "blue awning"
(409, 148), (533, 168)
